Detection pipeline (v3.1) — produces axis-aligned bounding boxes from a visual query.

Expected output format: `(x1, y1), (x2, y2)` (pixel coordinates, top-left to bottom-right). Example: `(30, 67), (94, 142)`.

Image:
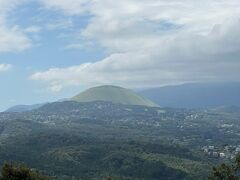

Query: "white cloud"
(24, 26), (42, 33)
(0, 0), (33, 53)
(0, 26), (32, 52)
(34, 0), (240, 91)
(0, 64), (12, 72)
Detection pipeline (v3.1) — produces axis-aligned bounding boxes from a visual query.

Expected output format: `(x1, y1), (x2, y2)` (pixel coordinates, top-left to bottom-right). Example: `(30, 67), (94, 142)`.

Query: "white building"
(209, 146), (214, 150)
(219, 153), (226, 158)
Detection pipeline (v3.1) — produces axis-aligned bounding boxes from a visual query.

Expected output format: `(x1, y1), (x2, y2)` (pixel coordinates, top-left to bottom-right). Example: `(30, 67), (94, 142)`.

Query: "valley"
(1, 1), (240, 179)
(0, 101), (239, 179)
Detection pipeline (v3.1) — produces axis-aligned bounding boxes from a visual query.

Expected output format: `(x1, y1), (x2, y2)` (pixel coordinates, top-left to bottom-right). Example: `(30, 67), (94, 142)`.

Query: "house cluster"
(202, 145), (240, 159)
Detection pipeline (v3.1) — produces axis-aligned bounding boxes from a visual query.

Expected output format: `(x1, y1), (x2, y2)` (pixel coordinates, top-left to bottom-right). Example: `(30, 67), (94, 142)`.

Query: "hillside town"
(202, 145), (240, 159)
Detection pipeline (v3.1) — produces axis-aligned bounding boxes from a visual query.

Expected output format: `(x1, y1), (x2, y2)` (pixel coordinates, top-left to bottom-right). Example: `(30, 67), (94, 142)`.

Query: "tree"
(209, 154), (240, 180)
(0, 163), (49, 180)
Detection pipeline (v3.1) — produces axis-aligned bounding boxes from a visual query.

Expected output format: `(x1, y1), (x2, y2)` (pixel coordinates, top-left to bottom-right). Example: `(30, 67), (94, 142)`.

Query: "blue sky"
(0, 1), (106, 110)
(0, 0), (240, 111)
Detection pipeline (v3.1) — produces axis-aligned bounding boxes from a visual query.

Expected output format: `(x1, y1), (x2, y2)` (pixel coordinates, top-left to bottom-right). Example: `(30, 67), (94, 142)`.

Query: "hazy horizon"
(1, 0), (240, 110)
(1, 1), (240, 179)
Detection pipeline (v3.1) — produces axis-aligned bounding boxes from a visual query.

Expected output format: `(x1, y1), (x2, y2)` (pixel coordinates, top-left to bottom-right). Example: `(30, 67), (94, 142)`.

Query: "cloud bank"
(31, 0), (240, 91)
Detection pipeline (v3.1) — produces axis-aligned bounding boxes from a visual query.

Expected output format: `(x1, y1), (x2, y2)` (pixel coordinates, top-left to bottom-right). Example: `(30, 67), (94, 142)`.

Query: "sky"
(0, 0), (240, 111)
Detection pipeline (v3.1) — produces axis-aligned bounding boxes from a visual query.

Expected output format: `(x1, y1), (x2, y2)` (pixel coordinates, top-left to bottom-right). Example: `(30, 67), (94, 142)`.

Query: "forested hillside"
(0, 101), (239, 179)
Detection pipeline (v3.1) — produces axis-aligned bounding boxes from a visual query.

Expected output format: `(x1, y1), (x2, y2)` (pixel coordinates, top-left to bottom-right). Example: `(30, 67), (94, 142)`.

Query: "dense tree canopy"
(209, 154), (240, 180)
(0, 163), (48, 180)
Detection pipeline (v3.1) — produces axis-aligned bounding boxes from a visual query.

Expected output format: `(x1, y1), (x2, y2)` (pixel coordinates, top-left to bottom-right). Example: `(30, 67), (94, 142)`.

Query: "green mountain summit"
(71, 85), (159, 107)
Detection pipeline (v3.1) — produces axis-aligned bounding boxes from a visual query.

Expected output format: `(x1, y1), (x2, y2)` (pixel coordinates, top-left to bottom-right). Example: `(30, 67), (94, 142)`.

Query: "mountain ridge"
(140, 83), (240, 108)
(5, 103), (45, 113)
(71, 85), (159, 107)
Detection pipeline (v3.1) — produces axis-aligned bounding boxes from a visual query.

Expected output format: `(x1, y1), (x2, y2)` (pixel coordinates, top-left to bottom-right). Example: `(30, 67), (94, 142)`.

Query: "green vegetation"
(71, 85), (159, 107)
(0, 163), (48, 180)
(0, 101), (240, 179)
(209, 154), (240, 180)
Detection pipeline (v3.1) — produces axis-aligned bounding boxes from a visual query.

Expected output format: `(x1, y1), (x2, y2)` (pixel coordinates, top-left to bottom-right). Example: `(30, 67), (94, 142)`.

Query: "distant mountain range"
(140, 83), (240, 108)
(5, 85), (158, 112)
(71, 85), (159, 107)
(2, 84), (240, 179)
(5, 83), (240, 112)
(5, 103), (45, 113)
